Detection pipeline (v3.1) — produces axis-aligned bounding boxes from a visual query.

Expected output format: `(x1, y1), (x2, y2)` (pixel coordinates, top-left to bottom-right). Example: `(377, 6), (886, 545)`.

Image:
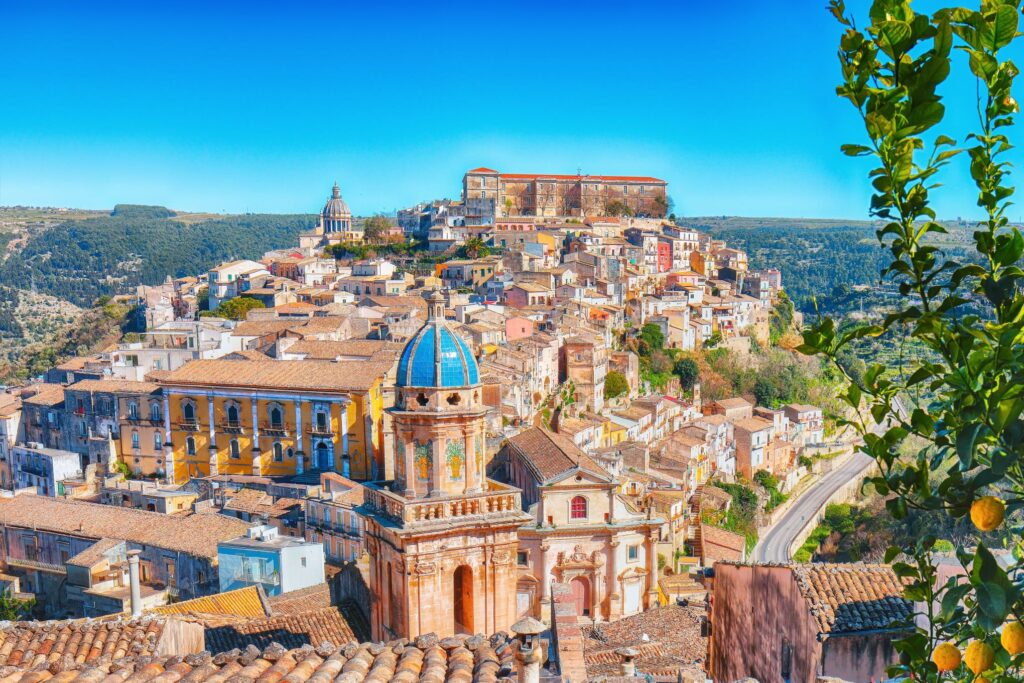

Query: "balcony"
(260, 422), (289, 437)
(218, 421), (245, 435)
(308, 424), (333, 437)
(364, 481), (526, 528)
(125, 415), (162, 426)
(177, 420), (200, 432)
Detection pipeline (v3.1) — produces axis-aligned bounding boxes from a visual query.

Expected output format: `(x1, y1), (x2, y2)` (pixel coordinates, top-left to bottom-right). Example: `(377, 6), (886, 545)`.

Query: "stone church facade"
(363, 291), (531, 640)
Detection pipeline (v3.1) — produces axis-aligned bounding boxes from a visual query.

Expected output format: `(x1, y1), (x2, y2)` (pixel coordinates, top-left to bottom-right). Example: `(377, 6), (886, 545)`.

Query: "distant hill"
(0, 207), (317, 307)
(687, 216), (979, 313)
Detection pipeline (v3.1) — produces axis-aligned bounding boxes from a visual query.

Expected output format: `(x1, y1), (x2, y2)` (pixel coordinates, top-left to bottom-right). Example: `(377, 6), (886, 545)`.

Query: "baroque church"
(299, 182), (362, 250)
(363, 291), (532, 640)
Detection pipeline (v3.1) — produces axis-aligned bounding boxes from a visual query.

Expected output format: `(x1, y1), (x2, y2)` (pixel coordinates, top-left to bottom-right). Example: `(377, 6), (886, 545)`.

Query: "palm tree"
(463, 237), (489, 259)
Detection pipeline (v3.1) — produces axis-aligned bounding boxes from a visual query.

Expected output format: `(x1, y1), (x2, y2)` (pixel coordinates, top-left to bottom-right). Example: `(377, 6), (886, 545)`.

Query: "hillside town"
(0, 170), (909, 683)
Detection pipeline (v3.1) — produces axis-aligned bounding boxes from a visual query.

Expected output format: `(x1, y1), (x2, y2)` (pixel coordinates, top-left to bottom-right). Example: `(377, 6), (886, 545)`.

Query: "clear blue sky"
(1, 0), (1019, 219)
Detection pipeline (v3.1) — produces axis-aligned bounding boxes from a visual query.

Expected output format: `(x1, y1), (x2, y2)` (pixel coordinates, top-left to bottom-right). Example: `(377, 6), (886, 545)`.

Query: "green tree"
(673, 357), (699, 391)
(753, 377), (779, 407)
(638, 323), (665, 355)
(0, 590), (35, 620)
(604, 200), (632, 217)
(362, 215), (394, 243)
(604, 371), (629, 399)
(212, 296), (265, 321)
(802, 2), (1024, 679)
(461, 236), (490, 259)
(196, 286), (210, 312)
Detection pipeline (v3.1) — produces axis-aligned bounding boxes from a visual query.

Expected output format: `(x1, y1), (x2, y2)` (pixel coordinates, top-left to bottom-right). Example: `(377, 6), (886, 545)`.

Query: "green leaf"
(955, 423), (982, 469)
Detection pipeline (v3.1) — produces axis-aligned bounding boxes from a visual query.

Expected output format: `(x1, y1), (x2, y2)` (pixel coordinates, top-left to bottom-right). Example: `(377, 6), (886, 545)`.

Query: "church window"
(446, 393), (461, 406)
(517, 551), (528, 566)
(229, 439), (240, 459)
(186, 436), (196, 455)
(415, 442), (432, 482)
(570, 495), (588, 521)
(447, 441), (464, 480)
(273, 442), (283, 462)
(627, 544), (639, 561)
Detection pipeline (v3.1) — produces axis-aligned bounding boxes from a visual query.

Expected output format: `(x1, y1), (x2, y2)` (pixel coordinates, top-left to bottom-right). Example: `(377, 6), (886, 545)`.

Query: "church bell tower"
(363, 290), (530, 639)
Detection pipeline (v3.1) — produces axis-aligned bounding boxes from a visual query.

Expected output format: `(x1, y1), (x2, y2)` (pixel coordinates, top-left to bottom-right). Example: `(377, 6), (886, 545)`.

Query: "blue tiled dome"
(397, 321), (480, 388)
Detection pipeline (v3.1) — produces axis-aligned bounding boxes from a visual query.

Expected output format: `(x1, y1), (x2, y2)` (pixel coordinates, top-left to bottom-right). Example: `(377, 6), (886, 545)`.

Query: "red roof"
(500, 173), (665, 183)
(466, 167), (499, 174)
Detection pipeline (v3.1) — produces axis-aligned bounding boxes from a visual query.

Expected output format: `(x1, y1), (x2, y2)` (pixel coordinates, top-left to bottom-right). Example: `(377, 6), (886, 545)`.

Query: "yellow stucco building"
(154, 358), (390, 483)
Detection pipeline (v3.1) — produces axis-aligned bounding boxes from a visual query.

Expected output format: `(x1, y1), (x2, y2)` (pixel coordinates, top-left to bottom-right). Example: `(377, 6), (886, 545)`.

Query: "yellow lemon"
(1002, 621), (1024, 656)
(976, 678), (990, 683)
(964, 641), (994, 674)
(970, 496), (1005, 532)
(932, 642), (961, 672)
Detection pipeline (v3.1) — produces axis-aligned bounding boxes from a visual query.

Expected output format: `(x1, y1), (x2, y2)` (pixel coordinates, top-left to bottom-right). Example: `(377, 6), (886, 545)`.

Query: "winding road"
(753, 450), (873, 563)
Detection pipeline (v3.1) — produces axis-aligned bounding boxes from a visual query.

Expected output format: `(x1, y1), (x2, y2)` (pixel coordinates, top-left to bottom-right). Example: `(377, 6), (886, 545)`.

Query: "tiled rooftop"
(0, 618), (166, 668)
(0, 631), (520, 683)
(156, 358), (390, 392)
(792, 564), (912, 634)
(0, 495), (249, 559)
(505, 427), (608, 484)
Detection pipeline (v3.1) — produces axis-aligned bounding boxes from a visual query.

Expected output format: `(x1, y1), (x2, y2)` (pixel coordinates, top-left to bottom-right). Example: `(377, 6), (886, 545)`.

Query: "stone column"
(250, 398), (262, 476)
(162, 394), (174, 483)
(339, 402), (349, 475)
(403, 439), (416, 498)
(207, 395), (218, 476)
(538, 541), (551, 619)
(646, 531), (660, 608)
(609, 539), (621, 619)
(294, 401), (305, 474)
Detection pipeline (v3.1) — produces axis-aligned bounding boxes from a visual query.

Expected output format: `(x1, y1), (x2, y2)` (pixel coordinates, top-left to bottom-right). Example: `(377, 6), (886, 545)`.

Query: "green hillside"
(0, 205), (316, 307)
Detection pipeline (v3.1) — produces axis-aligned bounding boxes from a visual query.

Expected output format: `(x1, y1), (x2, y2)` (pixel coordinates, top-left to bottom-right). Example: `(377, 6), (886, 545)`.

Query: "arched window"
(131, 431), (140, 449)
(269, 405), (283, 428)
(182, 400), (195, 423)
(186, 436), (196, 455)
(273, 442), (283, 462)
(128, 402), (138, 419)
(154, 432), (163, 450)
(229, 439), (240, 459)
(570, 496), (588, 521)
(149, 401), (161, 422)
(226, 403), (240, 426)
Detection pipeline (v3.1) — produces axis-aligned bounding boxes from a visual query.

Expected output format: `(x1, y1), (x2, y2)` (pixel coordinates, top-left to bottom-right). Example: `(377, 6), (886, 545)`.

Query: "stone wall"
(550, 582), (587, 682)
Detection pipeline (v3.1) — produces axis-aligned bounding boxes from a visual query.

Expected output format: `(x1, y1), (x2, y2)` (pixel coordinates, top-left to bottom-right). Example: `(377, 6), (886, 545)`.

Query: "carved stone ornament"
(492, 549), (512, 565)
(414, 561), (437, 575)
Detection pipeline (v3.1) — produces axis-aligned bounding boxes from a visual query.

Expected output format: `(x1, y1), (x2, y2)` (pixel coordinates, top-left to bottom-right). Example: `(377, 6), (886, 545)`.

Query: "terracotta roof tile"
(0, 618), (166, 668)
(792, 564), (912, 634)
(0, 495), (248, 559)
(157, 359), (390, 392)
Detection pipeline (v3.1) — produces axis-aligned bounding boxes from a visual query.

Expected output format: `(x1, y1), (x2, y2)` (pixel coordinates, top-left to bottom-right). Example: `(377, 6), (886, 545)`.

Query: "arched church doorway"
(570, 576), (591, 617)
(453, 565), (474, 634)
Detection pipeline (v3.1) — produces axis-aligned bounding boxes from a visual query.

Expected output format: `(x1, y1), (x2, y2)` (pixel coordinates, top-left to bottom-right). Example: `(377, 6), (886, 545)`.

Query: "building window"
(182, 400), (196, 423)
(150, 401), (161, 422)
(517, 551), (528, 566)
(570, 496), (588, 521)
(273, 442), (283, 462)
(268, 404), (284, 428)
(154, 432), (163, 450)
(186, 436), (196, 455)
(226, 402), (240, 426)
(128, 402), (138, 419)
(229, 439), (240, 459)
(131, 431), (140, 449)
(627, 544), (639, 561)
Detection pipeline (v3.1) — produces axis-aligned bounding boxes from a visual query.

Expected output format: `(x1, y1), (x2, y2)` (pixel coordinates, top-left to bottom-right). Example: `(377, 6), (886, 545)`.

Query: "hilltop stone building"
(363, 291), (531, 640)
(462, 168), (668, 222)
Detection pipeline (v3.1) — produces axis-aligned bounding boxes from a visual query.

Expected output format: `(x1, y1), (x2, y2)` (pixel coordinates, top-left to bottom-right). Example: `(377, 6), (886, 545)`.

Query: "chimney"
(616, 647), (639, 677)
(127, 550), (142, 618)
(511, 616), (546, 683)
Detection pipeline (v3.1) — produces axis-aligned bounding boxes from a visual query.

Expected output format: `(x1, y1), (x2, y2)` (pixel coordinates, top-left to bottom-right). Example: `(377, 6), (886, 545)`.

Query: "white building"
(217, 524), (326, 597)
(10, 443), (83, 497)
